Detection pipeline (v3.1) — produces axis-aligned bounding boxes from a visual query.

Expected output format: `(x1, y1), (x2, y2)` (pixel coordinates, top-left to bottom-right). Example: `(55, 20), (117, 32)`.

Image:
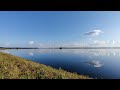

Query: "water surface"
(1, 49), (120, 79)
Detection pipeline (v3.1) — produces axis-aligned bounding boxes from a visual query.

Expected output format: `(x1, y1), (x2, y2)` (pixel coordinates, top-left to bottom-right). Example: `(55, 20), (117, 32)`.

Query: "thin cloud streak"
(83, 30), (104, 37)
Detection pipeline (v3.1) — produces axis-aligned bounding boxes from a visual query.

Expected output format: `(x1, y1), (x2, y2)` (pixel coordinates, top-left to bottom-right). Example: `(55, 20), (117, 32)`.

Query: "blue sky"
(0, 11), (120, 47)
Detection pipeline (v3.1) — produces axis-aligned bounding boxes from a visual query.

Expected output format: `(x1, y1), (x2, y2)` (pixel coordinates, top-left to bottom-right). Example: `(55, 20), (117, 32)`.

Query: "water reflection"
(28, 52), (34, 56)
(59, 49), (120, 57)
(1, 49), (120, 57)
(38, 50), (49, 53)
(0, 50), (10, 54)
(83, 60), (103, 68)
(1, 49), (120, 78)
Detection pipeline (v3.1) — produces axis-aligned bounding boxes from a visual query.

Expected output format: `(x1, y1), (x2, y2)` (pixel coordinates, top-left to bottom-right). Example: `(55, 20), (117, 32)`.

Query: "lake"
(1, 49), (120, 79)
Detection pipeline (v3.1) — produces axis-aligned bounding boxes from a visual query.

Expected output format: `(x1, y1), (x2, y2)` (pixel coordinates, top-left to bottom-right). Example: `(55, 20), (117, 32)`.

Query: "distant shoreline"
(1, 47), (120, 49)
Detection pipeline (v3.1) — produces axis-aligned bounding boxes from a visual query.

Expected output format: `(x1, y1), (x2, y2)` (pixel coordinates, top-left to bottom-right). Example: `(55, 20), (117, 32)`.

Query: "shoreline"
(1, 47), (120, 50)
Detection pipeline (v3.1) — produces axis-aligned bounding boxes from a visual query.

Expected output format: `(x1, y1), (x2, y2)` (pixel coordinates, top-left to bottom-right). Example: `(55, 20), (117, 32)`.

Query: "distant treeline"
(56, 47), (120, 49)
(0, 47), (38, 49)
(1, 47), (120, 49)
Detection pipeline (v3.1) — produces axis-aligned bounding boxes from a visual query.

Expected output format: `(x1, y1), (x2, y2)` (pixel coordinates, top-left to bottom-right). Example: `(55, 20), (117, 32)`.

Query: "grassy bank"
(0, 52), (91, 79)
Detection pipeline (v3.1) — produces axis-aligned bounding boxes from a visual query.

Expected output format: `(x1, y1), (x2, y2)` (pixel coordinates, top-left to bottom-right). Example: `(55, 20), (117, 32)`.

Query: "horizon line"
(1, 46), (120, 49)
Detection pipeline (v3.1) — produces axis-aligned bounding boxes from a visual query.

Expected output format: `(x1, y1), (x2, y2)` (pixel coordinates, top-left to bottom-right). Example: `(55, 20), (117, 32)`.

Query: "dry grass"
(0, 52), (91, 79)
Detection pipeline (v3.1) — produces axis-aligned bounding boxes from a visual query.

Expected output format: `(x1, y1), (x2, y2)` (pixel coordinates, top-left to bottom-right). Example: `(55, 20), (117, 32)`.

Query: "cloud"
(111, 40), (116, 44)
(83, 30), (104, 36)
(84, 60), (103, 68)
(117, 40), (120, 43)
(89, 40), (106, 46)
(29, 41), (34, 45)
(71, 42), (80, 46)
(116, 40), (120, 43)
(89, 39), (120, 47)
(94, 40), (106, 44)
(106, 40), (110, 44)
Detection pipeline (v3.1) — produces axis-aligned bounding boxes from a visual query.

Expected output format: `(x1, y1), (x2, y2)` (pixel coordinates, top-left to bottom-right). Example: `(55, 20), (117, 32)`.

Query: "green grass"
(0, 52), (91, 79)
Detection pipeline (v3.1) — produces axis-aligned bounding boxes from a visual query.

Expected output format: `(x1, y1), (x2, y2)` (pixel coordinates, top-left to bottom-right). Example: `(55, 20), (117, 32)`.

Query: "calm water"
(1, 49), (120, 79)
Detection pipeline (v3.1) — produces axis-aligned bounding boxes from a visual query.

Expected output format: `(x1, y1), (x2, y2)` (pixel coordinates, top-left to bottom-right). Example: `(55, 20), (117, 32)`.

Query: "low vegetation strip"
(0, 52), (91, 79)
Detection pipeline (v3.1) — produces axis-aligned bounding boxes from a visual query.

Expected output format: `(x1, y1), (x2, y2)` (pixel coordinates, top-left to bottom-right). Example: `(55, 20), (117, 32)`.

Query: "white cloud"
(83, 30), (104, 36)
(71, 42), (89, 47)
(92, 40), (106, 46)
(111, 40), (116, 44)
(29, 41), (34, 45)
(94, 40), (99, 44)
(106, 40), (110, 44)
(72, 42), (80, 46)
(116, 40), (120, 44)
(89, 40), (120, 47)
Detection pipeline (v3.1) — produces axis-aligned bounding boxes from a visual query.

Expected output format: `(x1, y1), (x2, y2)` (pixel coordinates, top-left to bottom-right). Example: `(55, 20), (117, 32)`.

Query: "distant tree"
(59, 47), (62, 49)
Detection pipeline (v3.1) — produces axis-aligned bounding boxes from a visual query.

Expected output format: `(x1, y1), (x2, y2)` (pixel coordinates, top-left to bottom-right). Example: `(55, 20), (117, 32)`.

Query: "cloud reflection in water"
(84, 60), (103, 68)
(60, 49), (120, 57)
(28, 52), (34, 56)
